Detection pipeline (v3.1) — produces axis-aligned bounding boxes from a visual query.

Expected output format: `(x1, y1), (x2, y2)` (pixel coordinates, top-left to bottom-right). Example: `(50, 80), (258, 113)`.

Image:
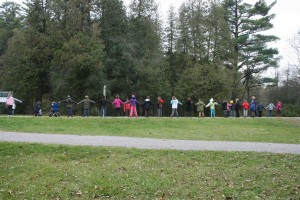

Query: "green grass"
(0, 116), (300, 144)
(0, 143), (299, 199)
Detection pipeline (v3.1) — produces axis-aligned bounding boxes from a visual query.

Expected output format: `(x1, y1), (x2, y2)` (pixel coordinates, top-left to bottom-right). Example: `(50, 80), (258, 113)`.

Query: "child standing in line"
(170, 96), (182, 117)
(130, 95), (139, 117)
(6, 92), (14, 116)
(123, 98), (131, 117)
(156, 96), (164, 117)
(112, 95), (124, 117)
(250, 96), (257, 117)
(266, 102), (275, 117)
(60, 95), (77, 117)
(206, 98), (218, 118)
(276, 100), (282, 118)
(229, 100), (235, 117)
(142, 96), (153, 117)
(78, 96), (95, 117)
(185, 98), (193, 117)
(34, 101), (42, 116)
(256, 102), (265, 117)
(242, 100), (249, 118)
(235, 99), (241, 118)
(195, 99), (205, 118)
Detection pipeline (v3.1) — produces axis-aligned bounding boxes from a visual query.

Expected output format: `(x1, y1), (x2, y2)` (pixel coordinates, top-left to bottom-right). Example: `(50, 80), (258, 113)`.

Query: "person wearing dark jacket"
(98, 96), (110, 117)
(221, 100), (229, 117)
(185, 98), (193, 117)
(78, 96), (95, 117)
(235, 99), (241, 118)
(256, 102), (265, 117)
(60, 95), (77, 117)
(34, 101), (42, 116)
(142, 96), (153, 117)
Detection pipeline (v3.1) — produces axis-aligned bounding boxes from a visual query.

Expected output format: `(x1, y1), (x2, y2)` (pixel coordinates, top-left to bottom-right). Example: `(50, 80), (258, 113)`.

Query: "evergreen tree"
(94, 0), (132, 97)
(128, 0), (170, 98)
(0, 1), (23, 56)
(223, 0), (279, 99)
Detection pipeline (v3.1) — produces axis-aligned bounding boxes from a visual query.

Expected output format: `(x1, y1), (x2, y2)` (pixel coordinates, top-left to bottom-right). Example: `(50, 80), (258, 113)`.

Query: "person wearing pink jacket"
(5, 92), (22, 116)
(112, 95), (124, 117)
(6, 92), (14, 116)
(276, 100), (282, 118)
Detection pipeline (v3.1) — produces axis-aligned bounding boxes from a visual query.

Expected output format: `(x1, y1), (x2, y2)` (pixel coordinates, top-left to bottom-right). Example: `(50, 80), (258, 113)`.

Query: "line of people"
(31, 94), (281, 118)
(39, 95), (164, 118)
(206, 96), (282, 118)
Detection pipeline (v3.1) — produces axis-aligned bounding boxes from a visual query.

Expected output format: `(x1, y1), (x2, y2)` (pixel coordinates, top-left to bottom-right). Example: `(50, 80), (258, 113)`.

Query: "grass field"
(0, 116), (299, 144)
(0, 143), (299, 199)
(0, 117), (299, 199)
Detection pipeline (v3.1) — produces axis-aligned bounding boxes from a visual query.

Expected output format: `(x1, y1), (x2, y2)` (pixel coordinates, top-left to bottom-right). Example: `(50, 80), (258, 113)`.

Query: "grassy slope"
(0, 116), (299, 144)
(0, 143), (299, 199)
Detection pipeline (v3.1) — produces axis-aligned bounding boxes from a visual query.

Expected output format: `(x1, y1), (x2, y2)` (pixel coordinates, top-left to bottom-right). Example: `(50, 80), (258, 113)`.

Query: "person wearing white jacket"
(170, 96), (182, 117)
(266, 102), (275, 117)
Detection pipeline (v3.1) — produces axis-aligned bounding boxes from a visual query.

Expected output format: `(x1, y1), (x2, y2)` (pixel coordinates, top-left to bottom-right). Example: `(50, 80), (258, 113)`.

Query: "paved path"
(0, 131), (300, 154)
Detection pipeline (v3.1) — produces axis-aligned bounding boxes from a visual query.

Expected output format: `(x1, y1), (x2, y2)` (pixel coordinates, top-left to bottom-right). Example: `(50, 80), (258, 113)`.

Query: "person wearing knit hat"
(129, 95), (140, 117)
(60, 95), (77, 117)
(206, 98), (218, 118)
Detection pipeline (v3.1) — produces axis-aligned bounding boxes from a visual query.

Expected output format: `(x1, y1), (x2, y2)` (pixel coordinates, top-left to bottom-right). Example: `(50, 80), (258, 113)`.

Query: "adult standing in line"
(156, 96), (164, 117)
(112, 95), (124, 117)
(98, 96), (110, 117)
(170, 96), (182, 117)
(195, 98), (205, 118)
(276, 100), (282, 118)
(60, 95), (77, 117)
(78, 96), (95, 117)
(235, 99), (241, 118)
(130, 95), (139, 117)
(206, 98), (218, 118)
(266, 102), (276, 117)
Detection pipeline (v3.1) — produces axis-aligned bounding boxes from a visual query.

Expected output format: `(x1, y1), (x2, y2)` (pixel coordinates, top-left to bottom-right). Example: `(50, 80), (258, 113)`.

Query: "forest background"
(0, 0), (299, 116)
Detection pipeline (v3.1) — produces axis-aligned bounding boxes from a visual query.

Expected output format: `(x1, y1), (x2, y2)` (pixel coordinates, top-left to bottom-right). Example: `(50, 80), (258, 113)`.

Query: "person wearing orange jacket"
(242, 100), (250, 118)
(123, 98), (131, 117)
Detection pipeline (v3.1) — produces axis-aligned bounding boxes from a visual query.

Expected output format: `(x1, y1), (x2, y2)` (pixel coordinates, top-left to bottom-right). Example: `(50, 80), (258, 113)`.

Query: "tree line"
(0, 0), (298, 116)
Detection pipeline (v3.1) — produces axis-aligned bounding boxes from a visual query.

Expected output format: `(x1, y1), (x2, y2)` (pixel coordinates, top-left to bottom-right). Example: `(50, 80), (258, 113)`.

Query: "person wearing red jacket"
(156, 96), (164, 117)
(242, 100), (250, 118)
(123, 98), (131, 117)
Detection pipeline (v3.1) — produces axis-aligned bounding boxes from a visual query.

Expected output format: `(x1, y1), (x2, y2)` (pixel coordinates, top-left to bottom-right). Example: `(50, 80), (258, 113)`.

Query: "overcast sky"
(4, 0), (300, 76)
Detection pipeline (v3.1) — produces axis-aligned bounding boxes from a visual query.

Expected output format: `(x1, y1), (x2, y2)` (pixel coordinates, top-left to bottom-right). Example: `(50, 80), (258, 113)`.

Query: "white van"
(0, 91), (10, 103)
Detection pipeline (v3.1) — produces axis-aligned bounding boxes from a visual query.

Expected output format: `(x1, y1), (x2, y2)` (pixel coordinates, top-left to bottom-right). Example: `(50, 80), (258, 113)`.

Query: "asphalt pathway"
(0, 131), (300, 154)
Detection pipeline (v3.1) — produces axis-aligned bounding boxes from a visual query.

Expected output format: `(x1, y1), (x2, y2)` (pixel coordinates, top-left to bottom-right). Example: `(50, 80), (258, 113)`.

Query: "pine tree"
(223, 0), (279, 99)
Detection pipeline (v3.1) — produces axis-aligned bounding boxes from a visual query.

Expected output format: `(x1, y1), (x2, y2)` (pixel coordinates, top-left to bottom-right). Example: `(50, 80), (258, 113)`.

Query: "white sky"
(3, 0), (300, 76)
